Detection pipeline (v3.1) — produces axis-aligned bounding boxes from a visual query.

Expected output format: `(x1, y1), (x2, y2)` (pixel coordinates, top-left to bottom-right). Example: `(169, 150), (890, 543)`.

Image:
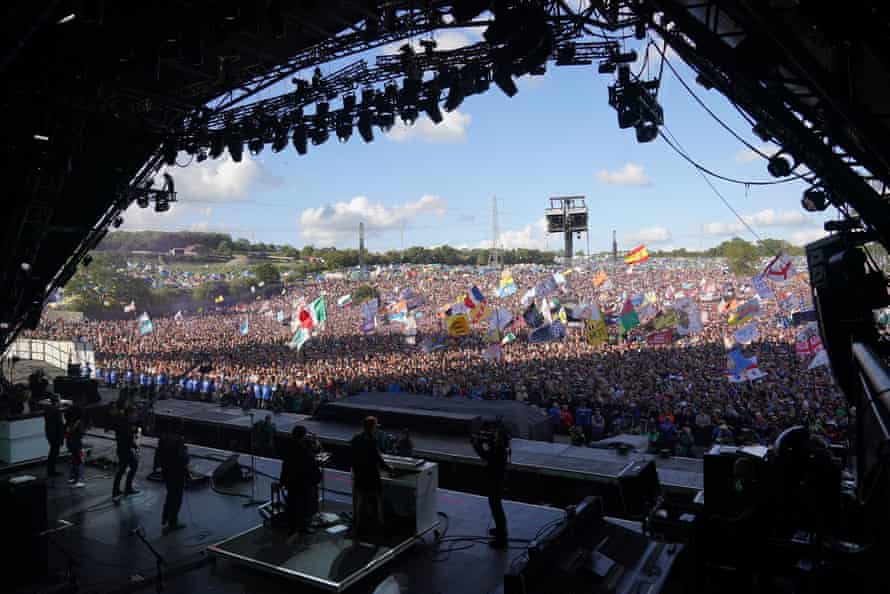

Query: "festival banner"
(646, 328), (673, 346)
(446, 313), (470, 337)
(751, 275), (775, 301)
(619, 299), (640, 332)
(728, 299), (761, 326)
(137, 312), (153, 336)
(763, 253), (795, 283)
(584, 318), (608, 346)
(733, 323), (759, 345)
(653, 309), (677, 330)
(497, 270), (517, 298)
(337, 294), (352, 307)
(289, 327), (310, 351)
(239, 317), (249, 336)
(528, 324), (554, 343)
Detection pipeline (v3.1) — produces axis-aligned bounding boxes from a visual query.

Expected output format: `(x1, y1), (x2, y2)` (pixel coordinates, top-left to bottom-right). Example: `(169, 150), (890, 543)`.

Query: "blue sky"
(120, 27), (833, 253)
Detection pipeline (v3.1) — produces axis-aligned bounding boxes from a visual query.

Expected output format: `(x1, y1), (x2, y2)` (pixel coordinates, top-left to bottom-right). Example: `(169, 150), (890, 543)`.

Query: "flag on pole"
(137, 312), (153, 336)
(500, 332), (517, 346)
(751, 275), (775, 301)
(733, 323), (760, 345)
(497, 271), (517, 298)
(123, 301), (136, 313)
(289, 327), (310, 351)
(239, 317), (249, 336)
(619, 299), (639, 332)
(174, 310), (183, 321)
(446, 313), (470, 337)
(808, 349), (829, 370)
(624, 245), (649, 265)
(763, 253), (796, 282)
(310, 296), (327, 325)
(337, 294), (352, 307)
(584, 318), (608, 345)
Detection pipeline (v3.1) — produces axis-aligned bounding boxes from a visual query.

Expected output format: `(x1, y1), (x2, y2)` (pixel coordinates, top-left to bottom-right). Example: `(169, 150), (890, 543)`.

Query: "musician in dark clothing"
(44, 396), (65, 477)
(471, 423), (511, 549)
(112, 406), (140, 499)
(279, 425), (322, 536)
(350, 416), (392, 541)
(154, 422), (188, 533)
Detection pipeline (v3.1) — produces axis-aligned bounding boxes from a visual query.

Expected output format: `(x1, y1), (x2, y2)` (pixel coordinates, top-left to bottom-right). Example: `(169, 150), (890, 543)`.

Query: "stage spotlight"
(316, 101), (330, 117)
(384, 83), (398, 105)
(635, 121), (658, 143)
(336, 111), (353, 143)
(343, 93), (357, 112)
(423, 88), (443, 124)
(112, 216), (124, 228)
(310, 123), (329, 146)
(444, 84), (465, 112)
(155, 197), (170, 213)
(400, 105), (419, 125)
(292, 123), (308, 155)
(358, 110), (374, 143)
(136, 195), (150, 209)
(196, 149), (208, 163)
(162, 140), (177, 165)
(209, 135), (225, 159)
(271, 125), (288, 153)
(227, 138), (243, 162)
(767, 151), (794, 177)
(247, 136), (264, 155)
(493, 67), (518, 97)
(83, 255), (92, 267)
(361, 87), (375, 106)
(802, 187), (830, 212)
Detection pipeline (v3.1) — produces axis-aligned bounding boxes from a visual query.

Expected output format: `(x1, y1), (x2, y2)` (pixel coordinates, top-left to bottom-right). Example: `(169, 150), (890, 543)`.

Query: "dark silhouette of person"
(279, 425), (321, 536)
(44, 396), (65, 477)
(350, 416), (392, 541)
(154, 420), (188, 533)
(472, 423), (510, 549)
(113, 406), (140, 499)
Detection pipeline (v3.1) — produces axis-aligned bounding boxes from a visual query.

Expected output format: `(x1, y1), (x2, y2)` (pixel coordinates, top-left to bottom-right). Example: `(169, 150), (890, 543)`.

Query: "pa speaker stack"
(212, 454), (244, 485)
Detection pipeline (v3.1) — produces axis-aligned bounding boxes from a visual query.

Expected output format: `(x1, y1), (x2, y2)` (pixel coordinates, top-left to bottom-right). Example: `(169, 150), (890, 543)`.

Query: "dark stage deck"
(6, 433), (680, 594)
(144, 396), (704, 497)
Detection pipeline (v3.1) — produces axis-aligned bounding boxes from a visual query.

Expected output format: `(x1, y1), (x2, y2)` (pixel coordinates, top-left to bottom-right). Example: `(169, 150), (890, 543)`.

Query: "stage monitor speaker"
(617, 459), (660, 518)
(2, 477), (48, 587)
(212, 454), (243, 485)
(53, 376), (100, 406)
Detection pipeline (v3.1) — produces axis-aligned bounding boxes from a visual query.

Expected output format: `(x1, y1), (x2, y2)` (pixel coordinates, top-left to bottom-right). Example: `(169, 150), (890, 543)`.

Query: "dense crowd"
(25, 258), (850, 452)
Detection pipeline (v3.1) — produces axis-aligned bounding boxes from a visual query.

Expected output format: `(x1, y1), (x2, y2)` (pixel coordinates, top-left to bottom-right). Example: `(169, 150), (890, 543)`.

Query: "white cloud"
(702, 208), (810, 237)
(475, 218), (550, 251)
(734, 143), (779, 164)
(381, 28), (484, 55)
(627, 226), (673, 244)
(596, 163), (652, 186)
(158, 152), (278, 202)
(298, 195), (447, 247)
(789, 228), (828, 246)
(386, 109), (472, 144)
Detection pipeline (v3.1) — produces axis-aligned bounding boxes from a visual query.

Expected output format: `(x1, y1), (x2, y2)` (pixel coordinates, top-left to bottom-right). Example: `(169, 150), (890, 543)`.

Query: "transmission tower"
(488, 195), (502, 268)
(612, 230), (618, 264)
(358, 222), (365, 277)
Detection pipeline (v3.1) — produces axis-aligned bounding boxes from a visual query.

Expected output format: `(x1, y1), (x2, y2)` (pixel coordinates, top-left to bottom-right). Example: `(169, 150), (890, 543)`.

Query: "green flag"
(310, 296), (327, 324)
(619, 299), (639, 332)
(289, 327), (310, 351)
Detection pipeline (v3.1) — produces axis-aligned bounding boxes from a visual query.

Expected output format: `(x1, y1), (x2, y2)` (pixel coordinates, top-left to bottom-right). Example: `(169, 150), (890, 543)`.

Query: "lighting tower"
(612, 230), (618, 264)
(545, 196), (588, 265)
(359, 222), (365, 278)
(488, 195), (502, 268)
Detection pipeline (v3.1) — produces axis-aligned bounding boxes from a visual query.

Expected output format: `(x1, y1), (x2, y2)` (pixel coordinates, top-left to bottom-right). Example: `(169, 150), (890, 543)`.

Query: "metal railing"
(3, 338), (95, 370)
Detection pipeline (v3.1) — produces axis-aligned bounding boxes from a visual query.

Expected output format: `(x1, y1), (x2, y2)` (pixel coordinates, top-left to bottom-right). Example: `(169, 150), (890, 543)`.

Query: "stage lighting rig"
(271, 123), (289, 153)
(608, 66), (663, 143)
(227, 138), (243, 162)
(423, 85), (444, 124)
(336, 110), (353, 143)
(802, 186), (831, 212)
(767, 150), (797, 177)
(209, 135), (225, 159)
(358, 108), (374, 142)
(292, 122), (308, 155)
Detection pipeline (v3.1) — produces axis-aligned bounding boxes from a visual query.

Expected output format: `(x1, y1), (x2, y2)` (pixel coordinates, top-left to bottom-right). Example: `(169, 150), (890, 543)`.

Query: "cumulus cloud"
(789, 228), (828, 246)
(298, 195), (447, 247)
(596, 163), (652, 186)
(475, 218), (549, 251)
(734, 143), (779, 164)
(627, 226), (673, 245)
(702, 208), (809, 237)
(158, 152), (278, 202)
(386, 109), (472, 144)
(381, 28), (484, 55)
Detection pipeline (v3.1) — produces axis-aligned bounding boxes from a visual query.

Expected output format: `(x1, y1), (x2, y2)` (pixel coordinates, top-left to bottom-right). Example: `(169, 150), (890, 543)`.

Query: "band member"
(471, 423), (511, 549)
(44, 396), (65, 477)
(155, 420), (188, 533)
(112, 405), (140, 500)
(350, 416), (392, 541)
(279, 426), (321, 537)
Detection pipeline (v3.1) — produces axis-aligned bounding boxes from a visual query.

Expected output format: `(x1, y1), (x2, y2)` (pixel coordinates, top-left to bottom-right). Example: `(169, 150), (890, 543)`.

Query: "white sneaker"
(73, 482), (86, 488)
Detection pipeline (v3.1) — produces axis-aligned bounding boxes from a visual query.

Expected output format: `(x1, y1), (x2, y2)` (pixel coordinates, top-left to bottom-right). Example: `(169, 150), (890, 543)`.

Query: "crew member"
(350, 416), (392, 541)
(279, 425), (321, 537)
(44, 395), (65, 477)
(113, 405), (140, 500)
(471, 423), (510, 549)
(155, 420), (188, 533)
(28, 369), (48, 401)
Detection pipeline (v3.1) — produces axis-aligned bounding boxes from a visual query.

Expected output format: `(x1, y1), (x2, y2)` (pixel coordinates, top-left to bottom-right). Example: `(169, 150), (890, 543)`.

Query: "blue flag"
(239, 317), (249, 336)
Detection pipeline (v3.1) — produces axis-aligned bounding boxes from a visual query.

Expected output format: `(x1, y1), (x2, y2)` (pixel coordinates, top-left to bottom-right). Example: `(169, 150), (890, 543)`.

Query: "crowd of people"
(24, 258), (850, 453)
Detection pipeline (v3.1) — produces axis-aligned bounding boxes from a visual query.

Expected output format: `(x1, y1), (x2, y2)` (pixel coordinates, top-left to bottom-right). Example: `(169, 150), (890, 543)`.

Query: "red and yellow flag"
(624, 245), (649, 265)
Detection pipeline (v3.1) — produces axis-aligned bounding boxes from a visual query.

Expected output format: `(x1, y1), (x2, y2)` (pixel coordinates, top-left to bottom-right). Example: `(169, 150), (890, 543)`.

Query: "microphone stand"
(132, 525), (166, 594)
(243, 411), (263, 507)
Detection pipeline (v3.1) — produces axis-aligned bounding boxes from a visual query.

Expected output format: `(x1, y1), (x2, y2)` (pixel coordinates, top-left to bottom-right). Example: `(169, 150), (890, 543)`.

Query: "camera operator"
(471, 422), (511, 549)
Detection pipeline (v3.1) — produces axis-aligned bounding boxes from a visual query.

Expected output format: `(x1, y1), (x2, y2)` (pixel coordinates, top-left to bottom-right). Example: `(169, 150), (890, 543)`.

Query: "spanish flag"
(624, 244), (649, 265)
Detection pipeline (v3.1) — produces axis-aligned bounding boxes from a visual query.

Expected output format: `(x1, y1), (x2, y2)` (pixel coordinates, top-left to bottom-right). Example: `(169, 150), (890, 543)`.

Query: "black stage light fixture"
(310, 122), (329, 146)
(136, 195), (150, 208)
(767, 151), (795, 177)
(375, 90), (396, 131)
(196, 149), (208, 163)
(493, 67), (518, 97)
(635, 121), (658, 143)
(598, 61), (617, 74)
(336, 110), (353, 143)
(361, 87), (375, 106)
(444, 78), (465, 112)
(209, 135), (225, 159)
(358, 109), (374, 143)
(83, 255), (92, 267)
(802, 187), (830, 212)
(112, 216), (124, 228)
(248, 136), (264, 155)
(384, 83), (398, 105)
(423, 87), (443, 124)
(162, 140), (177, 165)
(292, 123), (308, 155)
(400, 104), (419, 125)
(452, 0), (491, 23)
(271, 124), (288, 153)
(343, 93), (357, 112)
(316, 101), (330, 117)
(155, 197), (170, 213)
(228, 138), (243, 162)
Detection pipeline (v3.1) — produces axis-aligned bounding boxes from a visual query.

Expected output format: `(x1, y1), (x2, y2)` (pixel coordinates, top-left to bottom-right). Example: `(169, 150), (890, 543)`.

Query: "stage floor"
(144, 396), (704, 494)
(7, 433), (591, 594)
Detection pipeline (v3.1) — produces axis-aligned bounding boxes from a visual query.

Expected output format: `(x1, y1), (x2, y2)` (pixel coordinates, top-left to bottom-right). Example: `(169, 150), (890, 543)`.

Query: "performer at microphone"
(279, 425), (321, 539)
(350, 416), (392, 541)
(471, 422), (511, 549)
